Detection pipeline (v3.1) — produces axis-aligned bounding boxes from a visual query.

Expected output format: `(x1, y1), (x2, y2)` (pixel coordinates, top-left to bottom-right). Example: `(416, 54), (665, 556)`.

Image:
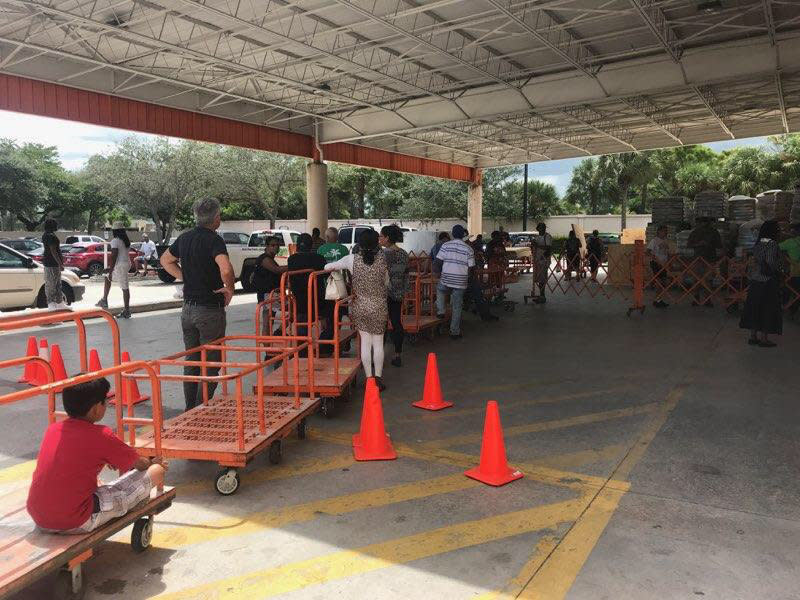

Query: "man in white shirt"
(136, 234), (158, 276)
(433, 224), (474, 339)
(647, 225), (670, 308)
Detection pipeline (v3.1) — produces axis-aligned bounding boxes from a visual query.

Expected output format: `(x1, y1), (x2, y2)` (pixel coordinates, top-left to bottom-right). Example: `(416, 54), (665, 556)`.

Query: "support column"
(306, 161), (328, 234)
(467, 181), (483, 236)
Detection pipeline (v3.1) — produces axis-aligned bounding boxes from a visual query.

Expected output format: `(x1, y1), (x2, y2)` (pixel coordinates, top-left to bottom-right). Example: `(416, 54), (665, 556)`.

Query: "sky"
(0, 109), (773, 194)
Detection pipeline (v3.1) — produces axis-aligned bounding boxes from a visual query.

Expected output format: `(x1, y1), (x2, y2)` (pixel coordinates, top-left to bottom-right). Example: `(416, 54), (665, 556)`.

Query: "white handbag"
(325, 270), (348, 301)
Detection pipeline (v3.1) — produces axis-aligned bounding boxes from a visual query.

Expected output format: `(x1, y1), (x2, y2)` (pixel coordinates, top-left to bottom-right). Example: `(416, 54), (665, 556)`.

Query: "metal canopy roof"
(1, 0), (800, 170)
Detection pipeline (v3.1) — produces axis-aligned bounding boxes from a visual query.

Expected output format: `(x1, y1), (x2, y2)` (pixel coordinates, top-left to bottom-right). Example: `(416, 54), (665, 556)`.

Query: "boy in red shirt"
(27, 378), (167, 533)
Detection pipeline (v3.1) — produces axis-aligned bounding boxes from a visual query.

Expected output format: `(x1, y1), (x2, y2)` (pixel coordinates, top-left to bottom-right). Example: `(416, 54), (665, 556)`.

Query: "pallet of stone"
(727, 196), (756, 221)
(645, 222), (679, 245)
(756, 190), (793, 221)
(694, 190), (727, 219)
(652, 196), (687, 224)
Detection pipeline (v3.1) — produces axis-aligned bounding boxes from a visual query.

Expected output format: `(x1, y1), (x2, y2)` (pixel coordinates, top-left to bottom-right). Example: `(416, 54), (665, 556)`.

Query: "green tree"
(564, 158), (616, 214)
(718, 147), (777, 197)
(399, 176), (467, 222)
(483, 166), (522, 221)
(598, 152), (656, 228)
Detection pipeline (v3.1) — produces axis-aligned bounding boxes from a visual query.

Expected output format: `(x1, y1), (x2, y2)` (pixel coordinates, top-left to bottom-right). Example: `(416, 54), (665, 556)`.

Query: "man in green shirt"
(317, 227), (349, 263)
(780, 222), (800, 316)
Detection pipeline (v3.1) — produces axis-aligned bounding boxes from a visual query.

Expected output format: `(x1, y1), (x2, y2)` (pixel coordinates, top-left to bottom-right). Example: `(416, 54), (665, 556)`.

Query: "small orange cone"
(464, 401), (523, 486)
(19, 336), (38, 384)
(31, 339), (50, 386)
(88, 348), (115, 398)
(49, 344), (68, 382)
(412, 353), (452, 411)
(352, 377), (396, 461)
(111, 351), (150, 406)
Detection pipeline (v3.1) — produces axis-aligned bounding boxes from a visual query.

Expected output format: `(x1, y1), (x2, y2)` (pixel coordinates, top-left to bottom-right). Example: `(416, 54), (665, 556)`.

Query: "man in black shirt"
(287, 233), (332, 354)
(160, 198), (235, 410)
(41, 218), (65, 309)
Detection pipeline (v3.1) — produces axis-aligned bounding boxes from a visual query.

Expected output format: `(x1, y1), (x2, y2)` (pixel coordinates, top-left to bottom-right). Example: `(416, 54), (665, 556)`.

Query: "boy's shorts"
(47, 470), (152, 534)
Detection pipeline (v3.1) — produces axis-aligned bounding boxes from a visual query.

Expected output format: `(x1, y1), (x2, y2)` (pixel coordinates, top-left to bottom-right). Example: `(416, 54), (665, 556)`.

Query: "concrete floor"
(0, 279), (798, 599)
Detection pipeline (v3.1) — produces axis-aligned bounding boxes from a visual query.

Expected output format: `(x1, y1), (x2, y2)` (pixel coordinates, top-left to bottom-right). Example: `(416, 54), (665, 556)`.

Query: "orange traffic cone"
(111, 351), (150, 406)
(352, 377), (397, 461)
(464, 401), (523, 486)
(412, 353), (453, 411)
(88, 348), (115, 398)
(49, 344), (68, 382)
(19, 336), (38, 384)
(31, 339), (50, 386)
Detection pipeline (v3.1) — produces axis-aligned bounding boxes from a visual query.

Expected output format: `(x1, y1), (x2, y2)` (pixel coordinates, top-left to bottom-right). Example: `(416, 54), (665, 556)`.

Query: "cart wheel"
(54, 567), (85, 600)
(407, 334), (418, 346)
(297, 418), (307, 439)
(131, 517), (153, 553)
(269, 440), (282, 464)
(214, 468), (240, 496)
(320, 397), (335, 418)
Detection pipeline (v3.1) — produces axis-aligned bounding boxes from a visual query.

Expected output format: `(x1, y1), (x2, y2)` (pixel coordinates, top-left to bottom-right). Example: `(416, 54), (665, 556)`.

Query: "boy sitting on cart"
(26, 378), (167, 534)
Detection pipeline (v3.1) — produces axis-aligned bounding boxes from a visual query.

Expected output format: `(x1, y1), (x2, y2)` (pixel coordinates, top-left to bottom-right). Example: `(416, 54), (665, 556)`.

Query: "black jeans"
(181, 303), (226, 411)
(466, 277), (491, 318)
(387, 298), (404, 353)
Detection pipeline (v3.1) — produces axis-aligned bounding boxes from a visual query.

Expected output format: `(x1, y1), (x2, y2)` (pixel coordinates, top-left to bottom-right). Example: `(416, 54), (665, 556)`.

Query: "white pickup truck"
(156, 229), (301, 292)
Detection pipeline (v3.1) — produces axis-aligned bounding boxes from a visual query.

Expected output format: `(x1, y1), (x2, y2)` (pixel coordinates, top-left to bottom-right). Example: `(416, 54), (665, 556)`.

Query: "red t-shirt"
(27, 418), (139, 530)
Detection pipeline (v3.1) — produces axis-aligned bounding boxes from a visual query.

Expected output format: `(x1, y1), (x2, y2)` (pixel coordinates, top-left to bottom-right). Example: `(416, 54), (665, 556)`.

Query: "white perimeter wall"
(221, 214), (652, 237)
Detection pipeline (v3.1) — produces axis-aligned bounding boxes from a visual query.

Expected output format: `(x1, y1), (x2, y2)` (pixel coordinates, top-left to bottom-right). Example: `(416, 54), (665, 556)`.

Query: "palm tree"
(598, 152), (656, 229)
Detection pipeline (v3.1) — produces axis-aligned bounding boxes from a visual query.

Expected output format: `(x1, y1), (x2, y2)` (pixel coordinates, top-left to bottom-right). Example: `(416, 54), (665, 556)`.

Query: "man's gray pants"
(181, 303), (226, 411)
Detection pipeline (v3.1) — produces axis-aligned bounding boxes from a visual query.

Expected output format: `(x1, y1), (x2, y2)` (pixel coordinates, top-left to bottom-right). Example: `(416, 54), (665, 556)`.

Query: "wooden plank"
(0, 487), (175, 597)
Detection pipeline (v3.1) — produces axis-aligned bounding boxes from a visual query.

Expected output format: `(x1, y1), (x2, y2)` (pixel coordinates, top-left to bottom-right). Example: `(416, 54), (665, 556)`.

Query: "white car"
(336, 224), (418, 249)
(64, 234), (105, 245)
(0, 243), (85, 311)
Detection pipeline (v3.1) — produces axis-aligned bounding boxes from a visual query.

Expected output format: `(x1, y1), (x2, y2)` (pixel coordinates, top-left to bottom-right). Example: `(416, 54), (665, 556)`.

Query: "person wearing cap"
(433, 224), (475, 339)
(779, 221), (800, 317)
(96, 222), (133, 319)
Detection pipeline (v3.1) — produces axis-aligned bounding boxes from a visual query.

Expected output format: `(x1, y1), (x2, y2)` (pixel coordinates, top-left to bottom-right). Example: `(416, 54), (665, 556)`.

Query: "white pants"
(359, 331), (384, 378)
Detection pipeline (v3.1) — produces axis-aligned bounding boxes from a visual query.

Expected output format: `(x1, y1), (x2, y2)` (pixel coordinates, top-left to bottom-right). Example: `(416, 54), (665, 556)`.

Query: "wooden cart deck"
(134, 394), (319, 467)
(0, 486), (175, 598)
(261, 357), (361, 396)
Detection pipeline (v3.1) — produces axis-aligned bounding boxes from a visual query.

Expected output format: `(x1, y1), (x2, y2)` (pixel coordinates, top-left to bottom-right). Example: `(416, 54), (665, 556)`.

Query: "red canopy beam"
(0, 73), (475, 183)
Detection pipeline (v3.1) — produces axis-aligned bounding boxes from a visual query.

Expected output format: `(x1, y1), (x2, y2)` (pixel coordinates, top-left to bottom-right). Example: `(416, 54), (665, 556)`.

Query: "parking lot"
(1, 281), (798, 599)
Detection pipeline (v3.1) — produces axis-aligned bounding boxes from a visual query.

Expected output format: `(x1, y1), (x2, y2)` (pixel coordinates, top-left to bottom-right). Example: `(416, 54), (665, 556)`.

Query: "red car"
(62, 243), (142, 277)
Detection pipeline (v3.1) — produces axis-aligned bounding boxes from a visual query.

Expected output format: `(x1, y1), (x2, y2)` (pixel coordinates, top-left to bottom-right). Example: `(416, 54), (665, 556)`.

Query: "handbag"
(325, 270), (348, 301)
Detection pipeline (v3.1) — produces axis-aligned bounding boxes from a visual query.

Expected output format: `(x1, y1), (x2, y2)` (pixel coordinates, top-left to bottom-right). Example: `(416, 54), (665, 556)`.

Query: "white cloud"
(0, 109), (156, 171)
(532, 174), (571, 195)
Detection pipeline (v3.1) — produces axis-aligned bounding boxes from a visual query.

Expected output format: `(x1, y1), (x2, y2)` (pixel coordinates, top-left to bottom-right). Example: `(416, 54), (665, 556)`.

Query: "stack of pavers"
(648, 196), (687, 246)
(727, 195), (756, 222)
(694, 190), (727, 220)
(757, 189), (794, 239)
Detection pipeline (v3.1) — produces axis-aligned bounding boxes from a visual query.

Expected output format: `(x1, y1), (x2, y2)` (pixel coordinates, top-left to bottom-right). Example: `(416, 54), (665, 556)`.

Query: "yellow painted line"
(423, 402), (660, 450)
(0, 460), (35, 485)
(388, 386), (632, 425)
(518, 487), (627, 600)
(155, 494), (590, 600)
(514, 385), (684, 600)
(152, 472), (480, 550)
(306, 429), (619, 491)
(473, 535), (560, 600)
(174, 452), (356, 496)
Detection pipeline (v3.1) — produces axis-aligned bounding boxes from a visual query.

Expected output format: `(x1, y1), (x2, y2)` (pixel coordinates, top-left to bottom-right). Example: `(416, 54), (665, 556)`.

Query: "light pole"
(522, 163), (529, 231)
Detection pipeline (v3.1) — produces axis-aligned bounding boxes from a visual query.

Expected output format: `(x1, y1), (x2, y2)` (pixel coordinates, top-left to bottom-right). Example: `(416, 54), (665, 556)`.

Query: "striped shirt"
(437, 239), (475, 289)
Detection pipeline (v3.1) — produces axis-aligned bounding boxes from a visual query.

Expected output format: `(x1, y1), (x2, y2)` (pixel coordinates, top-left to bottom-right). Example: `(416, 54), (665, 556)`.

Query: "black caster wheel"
(297, 418), (307, 439)
(54, 567), (85, 600)
(269, 440), (282, 464)
(320, 397), (335, 418)
(214, 468), (240, 496)
(407, 334), (419, 345)
(131, 517), (153, 553)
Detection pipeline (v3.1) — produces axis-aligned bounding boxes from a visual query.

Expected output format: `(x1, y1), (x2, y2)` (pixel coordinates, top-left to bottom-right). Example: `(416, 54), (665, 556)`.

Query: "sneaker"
(536, 297), (547, 304)
(56, 302), (71, 311)
(96, 299), (108, 309)
(758, 340), (777, 348)
(119, 309), (132, 319)
(47, 302), (57, 311)
(374, 377), (387, 392)
(391, 356), (402, 367)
